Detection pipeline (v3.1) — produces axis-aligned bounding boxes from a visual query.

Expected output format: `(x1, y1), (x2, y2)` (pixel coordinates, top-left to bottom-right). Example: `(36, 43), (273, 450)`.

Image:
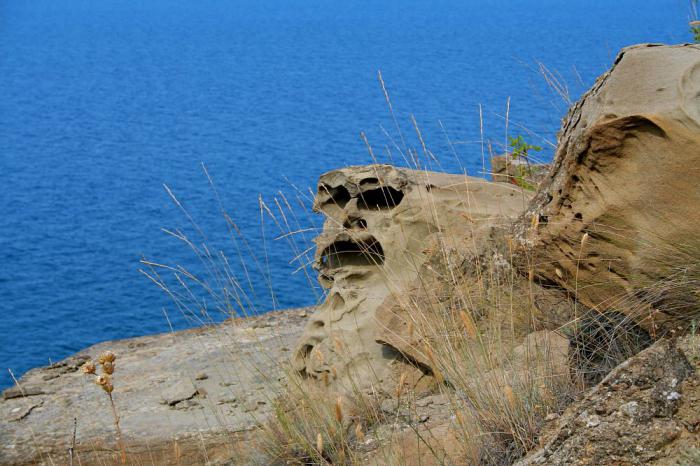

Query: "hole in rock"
(357, 186), (404, 210)
(320, 238), (385, 269)
(299, 344), (313, 359)
(319, 184), (351, 209)
(343, 217), (368, 229)
(574, 212), (583, 221)
(359, 177), (379, 186)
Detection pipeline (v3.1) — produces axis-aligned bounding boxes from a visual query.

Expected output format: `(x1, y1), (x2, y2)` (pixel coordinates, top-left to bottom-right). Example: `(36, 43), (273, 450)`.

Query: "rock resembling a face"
(292, 164), (531, 391)
(292, 165), (421, 388)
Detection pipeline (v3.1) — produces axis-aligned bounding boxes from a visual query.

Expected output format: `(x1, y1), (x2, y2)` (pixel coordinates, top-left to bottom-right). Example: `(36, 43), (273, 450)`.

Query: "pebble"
(619, 401), (638, 418)
(380, 399), (399, 413)
(586, 415), (601, 428)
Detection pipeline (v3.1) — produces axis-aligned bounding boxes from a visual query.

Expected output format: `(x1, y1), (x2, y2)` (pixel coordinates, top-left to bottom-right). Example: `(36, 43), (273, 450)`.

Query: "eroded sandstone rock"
(293, 165), (531, 392)
(512, 44), (700, 332)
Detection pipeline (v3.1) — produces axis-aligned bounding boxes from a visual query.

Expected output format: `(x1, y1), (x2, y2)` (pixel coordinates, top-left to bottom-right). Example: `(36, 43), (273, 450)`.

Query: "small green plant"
(508, 135), (542, 161)
(506, 135), (543, 190)
(691, 1), (700, 43)
(691, 22), (700, 43)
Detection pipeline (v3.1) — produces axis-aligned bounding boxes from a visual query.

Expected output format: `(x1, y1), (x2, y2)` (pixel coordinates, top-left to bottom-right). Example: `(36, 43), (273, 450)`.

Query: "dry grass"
(385, 240), (578, 464)
(261, 374), (385, 465)
(135, 162), (700, 466)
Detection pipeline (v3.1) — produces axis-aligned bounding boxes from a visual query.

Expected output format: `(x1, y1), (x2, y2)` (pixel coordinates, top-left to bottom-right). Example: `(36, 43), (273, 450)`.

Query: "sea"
(0, 0), (690, 389)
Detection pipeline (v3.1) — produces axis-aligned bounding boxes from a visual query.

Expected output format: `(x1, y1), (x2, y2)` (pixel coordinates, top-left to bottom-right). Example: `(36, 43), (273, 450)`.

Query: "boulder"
(292, 164), (532, 392)
(512, 44), (700, 332)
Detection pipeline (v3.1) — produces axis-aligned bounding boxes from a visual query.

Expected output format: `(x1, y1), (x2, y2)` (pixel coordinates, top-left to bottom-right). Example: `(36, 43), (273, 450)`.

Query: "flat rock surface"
(0, 308), (311, 465)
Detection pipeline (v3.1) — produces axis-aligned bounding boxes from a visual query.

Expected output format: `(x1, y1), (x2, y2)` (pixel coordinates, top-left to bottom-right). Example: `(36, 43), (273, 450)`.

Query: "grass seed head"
(396, 372), (407, 398)
(455, 410), (466, 428)
(335, 396), (344, 423)
(459, 310), (478, 339)
(355, 421), (365, 442)
(312, 347), (325, 364)
(503, 384), (516, 409)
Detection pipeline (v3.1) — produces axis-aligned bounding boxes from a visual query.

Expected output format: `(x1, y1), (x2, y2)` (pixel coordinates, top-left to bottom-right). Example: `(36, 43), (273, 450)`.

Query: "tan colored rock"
(507, 330), (570, 387)
(512, 44), (700, 331)
(292, 164), (531, 392)
(374, 233), (578, 376)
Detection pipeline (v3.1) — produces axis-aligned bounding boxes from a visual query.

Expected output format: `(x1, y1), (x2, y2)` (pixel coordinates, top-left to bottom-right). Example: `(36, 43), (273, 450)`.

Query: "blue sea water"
(0, 0), (690, 389)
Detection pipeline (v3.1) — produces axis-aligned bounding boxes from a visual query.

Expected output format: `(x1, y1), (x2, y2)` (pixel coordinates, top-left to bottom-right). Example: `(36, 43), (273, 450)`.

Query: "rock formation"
(292, 165), (532, 392)
(512, 43), (700, 333)
(291, 43), (700, 464)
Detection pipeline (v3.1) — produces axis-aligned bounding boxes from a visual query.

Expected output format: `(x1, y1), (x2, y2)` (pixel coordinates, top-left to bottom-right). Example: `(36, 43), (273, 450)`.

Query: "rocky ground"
(0, 308), (311, 465)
